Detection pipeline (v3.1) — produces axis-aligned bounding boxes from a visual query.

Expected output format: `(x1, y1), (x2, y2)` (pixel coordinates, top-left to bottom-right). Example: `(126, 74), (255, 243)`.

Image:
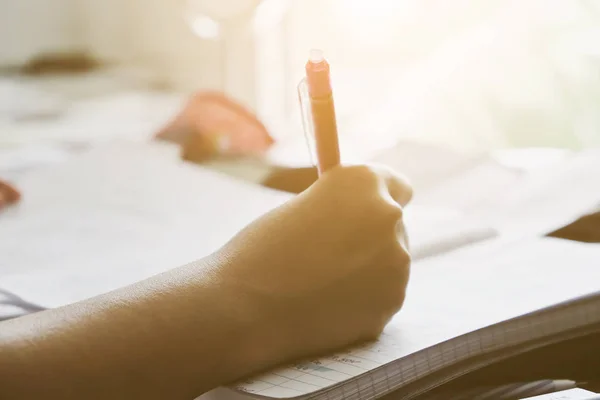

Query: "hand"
(155, 91), (274, 162)
(215, 164), (413, 362)
(0, 179), (20, 211)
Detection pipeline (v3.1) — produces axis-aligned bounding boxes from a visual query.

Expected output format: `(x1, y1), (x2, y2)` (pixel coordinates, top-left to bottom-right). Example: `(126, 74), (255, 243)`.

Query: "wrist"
(206, 256), (298, 376)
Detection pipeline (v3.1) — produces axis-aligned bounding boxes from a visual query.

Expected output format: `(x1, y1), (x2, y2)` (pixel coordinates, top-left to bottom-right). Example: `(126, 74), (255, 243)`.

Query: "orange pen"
(298, 49), (341, 176)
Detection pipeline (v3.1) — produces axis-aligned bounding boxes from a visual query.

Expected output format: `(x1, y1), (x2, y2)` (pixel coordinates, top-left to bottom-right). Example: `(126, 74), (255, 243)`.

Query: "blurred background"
(1, 0), (600, 168)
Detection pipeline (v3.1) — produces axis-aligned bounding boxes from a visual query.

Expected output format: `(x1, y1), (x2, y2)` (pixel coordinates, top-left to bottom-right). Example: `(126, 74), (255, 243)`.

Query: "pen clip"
(297, 78), (317, 168)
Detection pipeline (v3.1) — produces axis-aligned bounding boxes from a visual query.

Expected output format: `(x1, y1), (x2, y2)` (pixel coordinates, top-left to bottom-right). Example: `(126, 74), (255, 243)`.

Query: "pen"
(304, 49), (341, 176)
(444, 379), (581, 400)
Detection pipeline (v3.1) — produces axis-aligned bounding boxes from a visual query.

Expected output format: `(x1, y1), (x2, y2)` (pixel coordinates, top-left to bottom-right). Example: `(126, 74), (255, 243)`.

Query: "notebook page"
(368, 140), (496, 195)
(217, 238), (600, 399)
(402, 205), (497, 260)
(396, 147), (600, 238)
(470, 149), (600, 236)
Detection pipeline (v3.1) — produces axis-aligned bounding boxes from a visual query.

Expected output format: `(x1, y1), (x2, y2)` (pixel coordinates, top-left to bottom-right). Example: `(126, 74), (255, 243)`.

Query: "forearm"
(0, 254), (286, 400)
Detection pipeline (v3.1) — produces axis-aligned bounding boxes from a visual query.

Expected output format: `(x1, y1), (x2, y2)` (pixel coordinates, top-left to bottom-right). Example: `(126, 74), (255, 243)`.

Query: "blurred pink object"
(155, 91), (274, 161)
(0, 179), (20, 211)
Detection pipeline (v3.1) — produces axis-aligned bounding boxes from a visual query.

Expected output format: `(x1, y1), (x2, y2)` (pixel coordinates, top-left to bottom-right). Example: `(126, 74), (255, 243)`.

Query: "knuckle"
(395, 241), (411, 266)
(377, 247), (411, 310)
(363, 324), (386, 342)
(389, 245), (411, 288)
(390, 286), (408, 312)
(372, 200), (405, 236)
(384, 201), (404, 221)
(340, 164), (380, 185)
(384, 279), (408, 315)
(400, 182), (414, 205)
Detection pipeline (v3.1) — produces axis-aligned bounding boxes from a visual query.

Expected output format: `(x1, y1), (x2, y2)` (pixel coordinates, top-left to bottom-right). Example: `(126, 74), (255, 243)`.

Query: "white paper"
(478, 149), (600, 235)
(0, 145), (73, 182)
(395, 145), (600, 237)
(403, 205), (498, 260)
(413, 158), (525, 211)
(369, 140), (494, 194)
(521, 388), (598, 400)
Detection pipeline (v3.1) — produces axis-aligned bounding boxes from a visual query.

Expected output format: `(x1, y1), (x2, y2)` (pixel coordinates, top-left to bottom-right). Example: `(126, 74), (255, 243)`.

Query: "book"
(201, 237), (600, 400)
(0, 141), (496, 309)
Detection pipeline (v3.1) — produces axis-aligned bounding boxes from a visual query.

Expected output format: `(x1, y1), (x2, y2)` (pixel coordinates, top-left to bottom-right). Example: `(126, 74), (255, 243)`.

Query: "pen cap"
(305, 49), (332, 98)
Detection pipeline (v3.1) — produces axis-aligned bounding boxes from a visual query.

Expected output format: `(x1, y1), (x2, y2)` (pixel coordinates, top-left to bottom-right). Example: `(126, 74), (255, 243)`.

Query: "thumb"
(368, 163), (413, 207)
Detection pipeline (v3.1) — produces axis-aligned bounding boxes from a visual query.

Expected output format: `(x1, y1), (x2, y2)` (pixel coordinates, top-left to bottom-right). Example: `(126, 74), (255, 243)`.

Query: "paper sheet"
(521, 388), (598, 400)
(369, 140), (509, 196)
(370, 140), (600, 237)
(404, 147), (600, 237)
(479, 149), (600, 235)
(402, 205), (497, 260)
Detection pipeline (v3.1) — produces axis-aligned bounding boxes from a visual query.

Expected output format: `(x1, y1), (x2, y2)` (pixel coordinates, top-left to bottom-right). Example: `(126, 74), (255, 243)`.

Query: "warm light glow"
(187, 0), (259, 20)
(189, 14), (220, 39)
(253, 0), (290, 34)
(330, 0), (417, 45)
(335, 0), (407, 18)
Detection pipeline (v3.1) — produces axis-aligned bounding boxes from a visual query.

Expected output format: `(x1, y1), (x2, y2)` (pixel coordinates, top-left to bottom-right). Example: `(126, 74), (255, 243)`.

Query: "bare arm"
(0, 254), (289, 400)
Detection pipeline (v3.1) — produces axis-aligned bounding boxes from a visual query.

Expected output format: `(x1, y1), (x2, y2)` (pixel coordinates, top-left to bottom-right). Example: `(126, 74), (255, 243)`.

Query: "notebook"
(201, 237), (600, 400)
(0, 141), (496, 309)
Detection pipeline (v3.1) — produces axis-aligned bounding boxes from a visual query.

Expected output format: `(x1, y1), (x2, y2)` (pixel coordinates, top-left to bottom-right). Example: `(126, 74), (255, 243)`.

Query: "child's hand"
(155, 91), (274, 162)
(215, 164), (413, 362)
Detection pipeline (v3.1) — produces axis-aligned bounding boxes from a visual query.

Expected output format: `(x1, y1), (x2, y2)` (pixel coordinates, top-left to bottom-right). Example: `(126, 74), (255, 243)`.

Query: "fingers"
(365, 163), (413, 207)
(324, 163), (413, 208)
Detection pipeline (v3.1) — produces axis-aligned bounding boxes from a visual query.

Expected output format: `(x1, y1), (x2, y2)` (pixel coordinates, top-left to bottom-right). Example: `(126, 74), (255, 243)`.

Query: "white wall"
(0, 0), (82, 66)
(0, 0), (225, 93)
(79, 0), (225, 92)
